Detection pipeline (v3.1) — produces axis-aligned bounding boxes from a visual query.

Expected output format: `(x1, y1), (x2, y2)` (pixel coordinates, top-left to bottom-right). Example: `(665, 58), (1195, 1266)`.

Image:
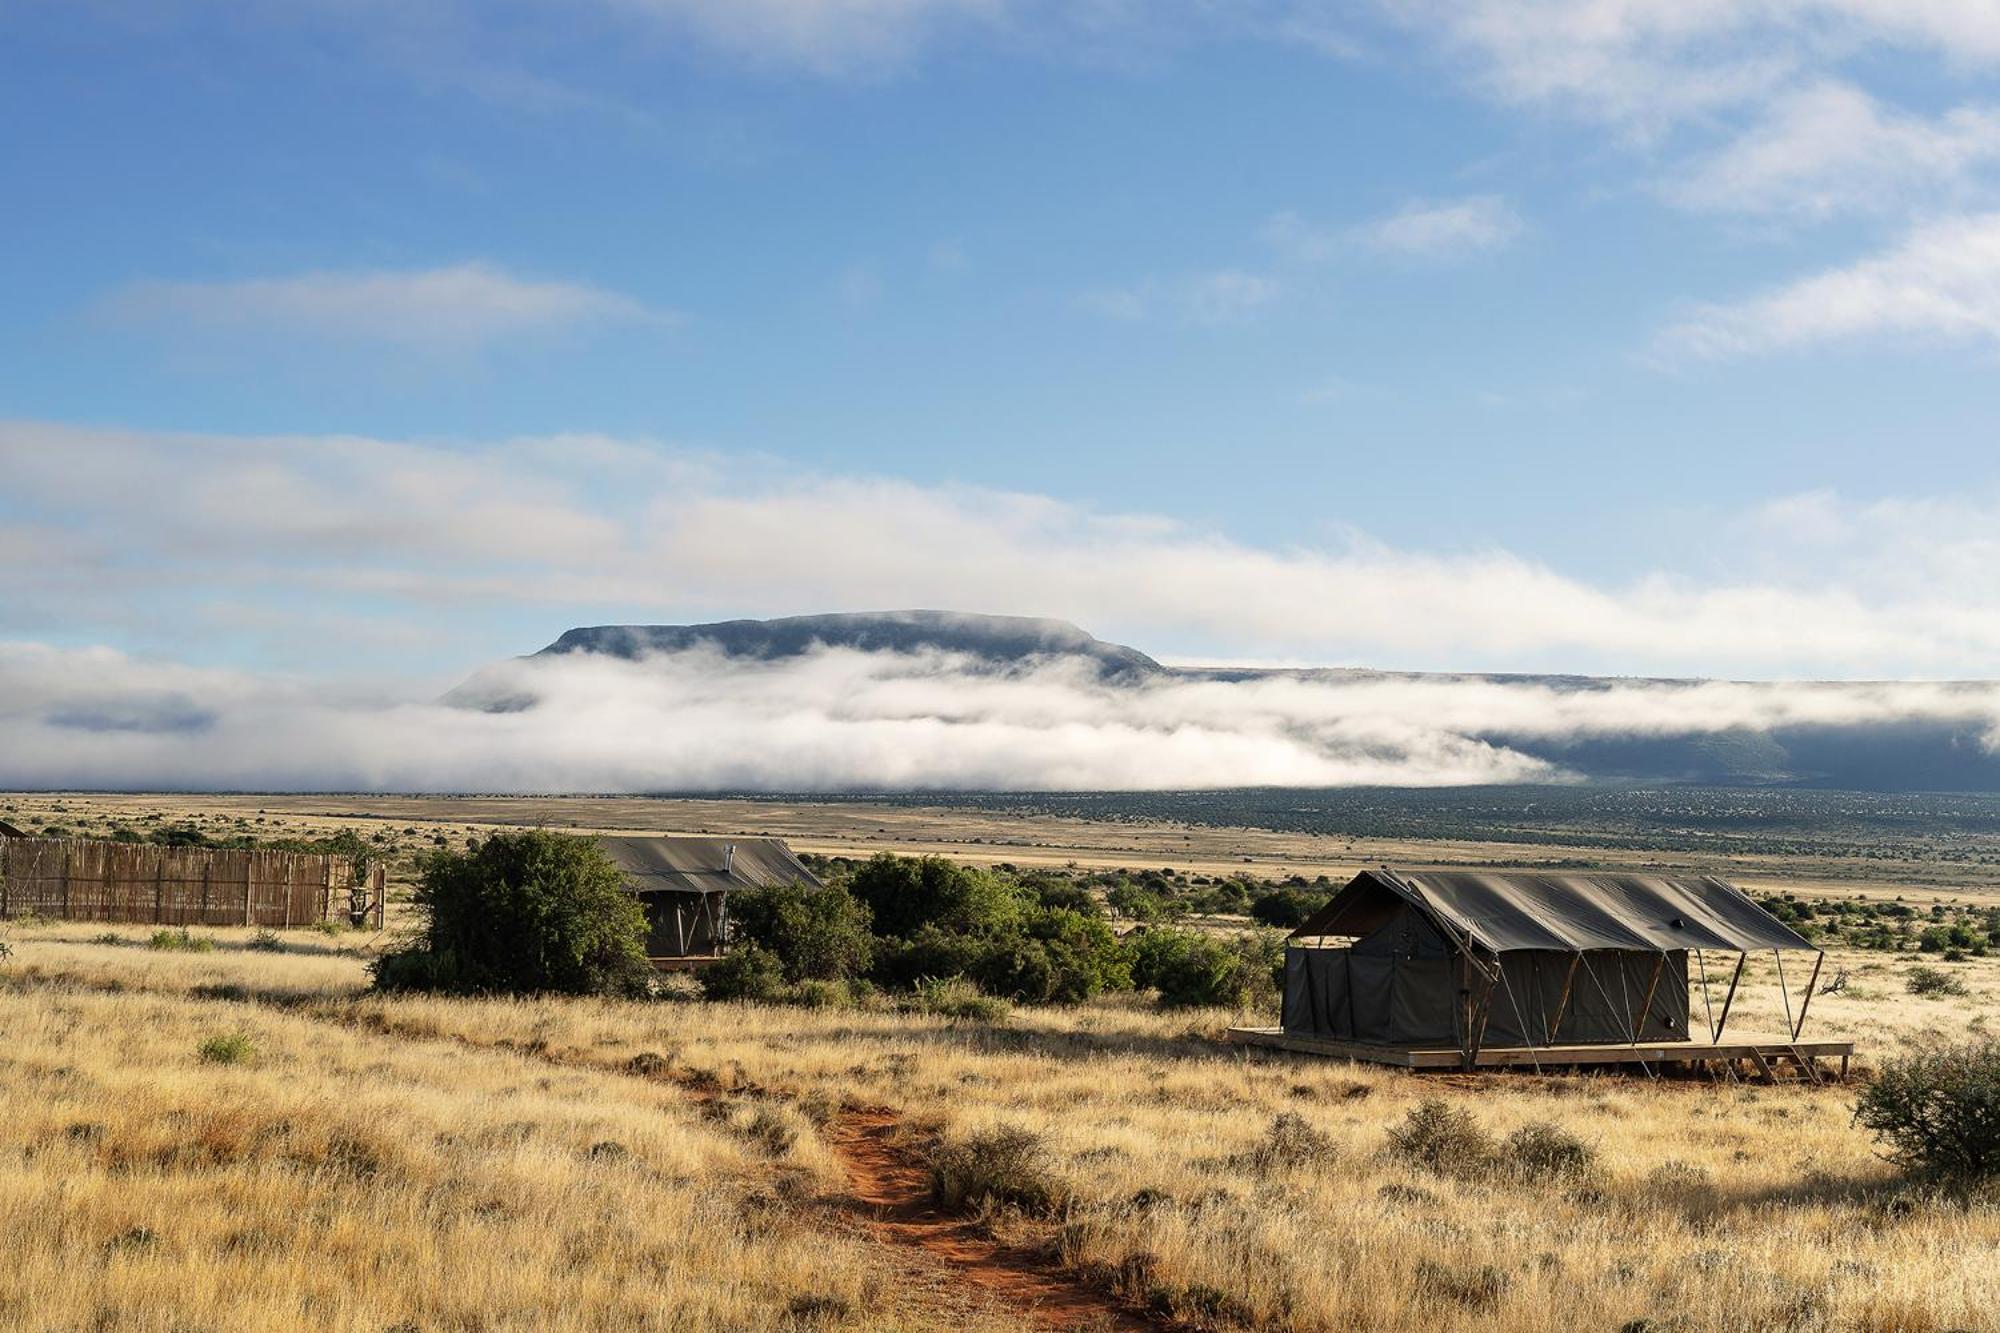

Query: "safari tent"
(595, 835), (819, 967)
(1246, 867), (1847, 1077)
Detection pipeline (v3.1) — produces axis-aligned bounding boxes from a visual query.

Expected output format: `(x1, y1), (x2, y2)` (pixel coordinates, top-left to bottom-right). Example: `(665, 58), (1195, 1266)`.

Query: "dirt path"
(824, 1109), (1161, 1332)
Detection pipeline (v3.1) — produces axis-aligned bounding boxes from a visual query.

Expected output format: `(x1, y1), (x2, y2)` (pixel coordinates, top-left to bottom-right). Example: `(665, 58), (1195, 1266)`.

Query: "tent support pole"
(1791, 951), (1824, 1040)
(1632, 953), (1666, 1043)
(1694, 949), (1717, 1043)
(1547, 954), (1580, 1043)
(1713, 953), (1746, 1042)
(1775, 948), (1796, 1037)
(1464, 962), (1498, 1071)
(1494, 966), (1543, 1075)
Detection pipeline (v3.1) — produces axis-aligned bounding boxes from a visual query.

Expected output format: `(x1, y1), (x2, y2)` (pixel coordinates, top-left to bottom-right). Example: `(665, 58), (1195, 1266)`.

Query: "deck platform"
(1226, 1027), (1853, 1080)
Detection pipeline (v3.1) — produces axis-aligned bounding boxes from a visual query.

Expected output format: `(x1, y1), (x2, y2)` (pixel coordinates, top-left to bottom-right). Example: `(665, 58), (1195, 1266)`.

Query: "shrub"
(246, 929), (285, 952)
(1249, 887), (1327, 929)
(929, 1125), (1068, 1216)
(1854, 1037), (2000, 1181)
(1501, 1121), (1596, 1181)
(729, 881), (875, 983)
(372, 831), (650, 998)
(197, 1031), (257, 1065)
(901, 976), (1010, 1022)
(148, 927), (214, 953)
(1241, 1111), (1339, 1173)
(698, 943), (787, 1003)
(1906, 965), (1970, 998)
(1131, 927), (1283, 1009)
(848, 854), (1027, 940)
(1387, 1098), (1494, 1175)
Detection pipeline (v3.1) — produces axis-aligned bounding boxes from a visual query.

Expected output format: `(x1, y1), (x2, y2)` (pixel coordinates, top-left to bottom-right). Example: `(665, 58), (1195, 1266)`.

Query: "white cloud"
(8, 422), (2000, 680)
(1261, 197), (1521, 263)
(1665, 82), (2000, 218)
(1657, 213), (2000, 358)
(102, 262), (665, 349)
(1356, 194), (1522, 258)
(4, 638), (1998, 792)
(1076, 269), (1280, 324)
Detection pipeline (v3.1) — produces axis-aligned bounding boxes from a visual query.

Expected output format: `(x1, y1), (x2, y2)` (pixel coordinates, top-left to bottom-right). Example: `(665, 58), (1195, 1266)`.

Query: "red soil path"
(824, 1109), (1161, 1332)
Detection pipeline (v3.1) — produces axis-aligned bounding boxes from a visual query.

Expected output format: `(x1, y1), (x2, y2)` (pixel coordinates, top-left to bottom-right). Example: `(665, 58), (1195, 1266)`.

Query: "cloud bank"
(8, 421), (2000, 680)
(5, 641), (1999, 793)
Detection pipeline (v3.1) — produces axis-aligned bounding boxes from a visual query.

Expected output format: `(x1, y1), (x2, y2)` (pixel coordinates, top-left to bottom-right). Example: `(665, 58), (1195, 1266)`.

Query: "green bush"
(1249, 887), (1327, 929)
(1387, 1098), (1494, 1176)
(148, 927), (214, 953)
(246, 928), (285, 952)
(929, 1125), (1067, 1216)
(1854, 1037), (2000, 1181)
(371, 831), (650, 998)
(1130, 926), (1283, 1009)
(1906, 965), (1970, 998)
(197, 1031), (257, 1065)
(848, 854), (1027, 940)
(900, 975), (1010, 1023)
(698, 943), (787, 1003)
(729, 881), (875, 983)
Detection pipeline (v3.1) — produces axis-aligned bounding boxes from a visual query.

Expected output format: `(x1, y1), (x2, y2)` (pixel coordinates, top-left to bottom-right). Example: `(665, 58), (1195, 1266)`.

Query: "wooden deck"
(1226, 1027), (1854, 1080)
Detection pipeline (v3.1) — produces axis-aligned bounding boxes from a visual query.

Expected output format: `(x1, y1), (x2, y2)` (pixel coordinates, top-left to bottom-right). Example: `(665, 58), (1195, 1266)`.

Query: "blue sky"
(8, 1), (2000, 687)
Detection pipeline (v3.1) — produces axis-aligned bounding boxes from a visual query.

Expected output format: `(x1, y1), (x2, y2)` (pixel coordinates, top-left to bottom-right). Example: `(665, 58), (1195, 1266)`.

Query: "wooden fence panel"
(0, 839), (354, 927)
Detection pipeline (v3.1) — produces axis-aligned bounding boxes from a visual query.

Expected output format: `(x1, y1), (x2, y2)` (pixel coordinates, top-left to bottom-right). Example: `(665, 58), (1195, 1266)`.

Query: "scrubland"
(3, 920), (1997, 1332)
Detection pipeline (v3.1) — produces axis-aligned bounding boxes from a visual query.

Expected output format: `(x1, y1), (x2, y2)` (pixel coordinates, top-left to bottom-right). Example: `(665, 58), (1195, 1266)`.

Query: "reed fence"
(0, 838), (385, 928)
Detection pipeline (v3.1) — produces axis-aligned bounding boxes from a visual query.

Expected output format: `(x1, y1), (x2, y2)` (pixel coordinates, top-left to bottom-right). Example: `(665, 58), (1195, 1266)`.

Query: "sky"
(8, 2), (2000, 789)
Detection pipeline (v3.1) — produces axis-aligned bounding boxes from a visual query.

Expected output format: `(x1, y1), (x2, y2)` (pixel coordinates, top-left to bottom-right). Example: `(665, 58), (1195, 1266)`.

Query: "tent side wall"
(1284, 942), (1693, 1047)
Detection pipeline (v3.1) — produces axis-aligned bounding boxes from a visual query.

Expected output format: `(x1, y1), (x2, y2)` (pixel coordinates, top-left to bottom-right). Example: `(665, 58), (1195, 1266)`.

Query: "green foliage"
(1854, 1037), (2000, 1181)
(848, 853), (1027, 940)
(148, 927), (213, 953)
(246, 929), (285, 952)
(929, 1125), (1068, 1216)
(197, 1031), (257, 1065)
(1906, 965), (1970, 998)
(901, 976), (1010, 1023)
(728, 881), (875, 982)
(372, 831), (651, 998)
(1130, 926), (1283, 1009)
(1249, 887), (1327, 929)
(1387, 1098), (1494, 1176)
(698, 942), (787, 1003)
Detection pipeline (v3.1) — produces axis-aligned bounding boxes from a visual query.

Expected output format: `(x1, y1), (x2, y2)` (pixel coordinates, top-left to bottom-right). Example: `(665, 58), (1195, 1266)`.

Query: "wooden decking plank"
(1225, 1027), (1852, 1074)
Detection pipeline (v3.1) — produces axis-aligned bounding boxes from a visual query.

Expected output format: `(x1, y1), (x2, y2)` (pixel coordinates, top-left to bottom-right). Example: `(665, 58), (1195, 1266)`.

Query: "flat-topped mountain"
(538, 611), (1163, 677)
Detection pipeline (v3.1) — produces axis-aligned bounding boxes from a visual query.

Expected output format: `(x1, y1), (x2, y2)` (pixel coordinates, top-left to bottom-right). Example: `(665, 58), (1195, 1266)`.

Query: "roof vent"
(724, 843), (735, 875)
(1667, 916), (1687, 930)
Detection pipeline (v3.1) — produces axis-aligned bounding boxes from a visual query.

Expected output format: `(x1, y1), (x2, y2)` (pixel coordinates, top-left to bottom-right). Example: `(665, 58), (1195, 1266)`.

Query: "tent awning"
(1291, 868), (1813, 954)
(594, 836), (820, 896)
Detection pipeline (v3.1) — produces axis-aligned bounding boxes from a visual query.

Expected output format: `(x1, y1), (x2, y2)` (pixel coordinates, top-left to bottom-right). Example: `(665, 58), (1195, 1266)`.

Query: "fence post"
(60, 847), (71, 919)
(373, 863), (386, 929)
(154, 851), (165, 924)
(242, 856), (254, 928)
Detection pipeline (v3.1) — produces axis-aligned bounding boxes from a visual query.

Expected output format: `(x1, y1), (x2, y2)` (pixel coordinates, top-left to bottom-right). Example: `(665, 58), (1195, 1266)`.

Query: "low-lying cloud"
(5, 642), (1998, 793)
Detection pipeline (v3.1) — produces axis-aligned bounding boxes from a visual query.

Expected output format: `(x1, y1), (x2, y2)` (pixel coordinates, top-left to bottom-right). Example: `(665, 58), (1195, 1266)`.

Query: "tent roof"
(1291, 867), (1813, 954)
(594, 836), (820, 896)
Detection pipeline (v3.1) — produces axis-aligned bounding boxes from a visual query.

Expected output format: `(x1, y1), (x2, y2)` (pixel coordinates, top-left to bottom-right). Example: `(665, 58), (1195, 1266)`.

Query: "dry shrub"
(1414, 1258), (1509, 1311)
(930, 1125), (1068, 1216)
(1905, 966), (1970, 999)
(1239, 1111), (1338, 1174)
(1502, 1121), (1596, 1182)
(1387, 1098), (1493, 1176)
(1854, 1036), (2000, 1181)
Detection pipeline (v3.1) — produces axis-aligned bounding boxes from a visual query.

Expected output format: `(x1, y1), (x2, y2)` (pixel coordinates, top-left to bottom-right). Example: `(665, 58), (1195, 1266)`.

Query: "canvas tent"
(595, 835), (819, 964)
(1283, 868), (1818, 1066)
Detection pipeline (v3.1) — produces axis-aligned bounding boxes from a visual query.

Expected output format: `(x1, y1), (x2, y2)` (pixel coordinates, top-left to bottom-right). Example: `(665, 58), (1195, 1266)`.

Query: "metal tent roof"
(1291, 867), (1812, 954)
(594, 835), (820, 896)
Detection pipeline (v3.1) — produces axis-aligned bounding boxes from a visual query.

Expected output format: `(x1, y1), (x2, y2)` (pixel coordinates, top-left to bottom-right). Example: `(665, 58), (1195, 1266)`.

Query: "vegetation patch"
(929, 1125), (1069, 1217)
(1387, 1098), (1494, 1176)
(196, 1031), (258, 1065)
(1854, 1037), (2000, 1182)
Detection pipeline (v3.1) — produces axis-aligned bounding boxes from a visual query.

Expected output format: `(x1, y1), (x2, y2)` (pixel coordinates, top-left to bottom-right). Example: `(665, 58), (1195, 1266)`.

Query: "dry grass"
(4, 921), (1997, 1332)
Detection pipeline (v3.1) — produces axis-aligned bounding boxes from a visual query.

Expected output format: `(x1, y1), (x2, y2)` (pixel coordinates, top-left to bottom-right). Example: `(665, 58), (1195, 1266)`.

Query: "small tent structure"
(1277, 867), (1827, 1071)
(595, 835), (819, 967)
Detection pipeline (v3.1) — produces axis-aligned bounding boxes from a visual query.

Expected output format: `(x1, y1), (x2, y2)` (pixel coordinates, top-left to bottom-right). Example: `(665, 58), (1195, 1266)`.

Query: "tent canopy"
(594, 836), (819, 897)
(1290, 868), (1812, 955)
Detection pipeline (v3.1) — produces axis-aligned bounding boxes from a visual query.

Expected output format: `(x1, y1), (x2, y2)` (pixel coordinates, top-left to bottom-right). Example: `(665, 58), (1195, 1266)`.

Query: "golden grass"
(4, 923), (1996, 1332)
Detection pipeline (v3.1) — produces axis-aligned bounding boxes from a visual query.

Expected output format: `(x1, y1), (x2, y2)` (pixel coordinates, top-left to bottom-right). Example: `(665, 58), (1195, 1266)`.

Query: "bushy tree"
(1854, 1037), (2000, 1181)
(1131, 925), (1284, 1009)
(1249, 887), (1326, 929)
(849, 854), (1028, 939)
(699, 942), (786, 1002)
(372, 831), (650, 997)
(728, 881), (875, 982)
